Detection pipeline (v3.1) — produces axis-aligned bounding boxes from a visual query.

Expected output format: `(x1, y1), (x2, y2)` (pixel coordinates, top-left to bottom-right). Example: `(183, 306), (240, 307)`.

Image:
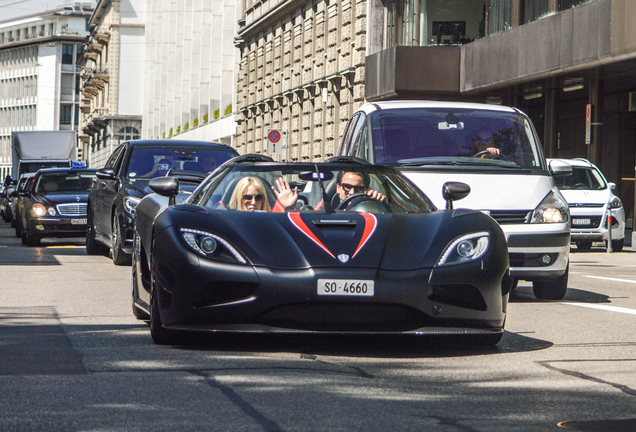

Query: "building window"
(489, 0), (513, 34)
(118, 126), (140, 144)
(62, 44), (73, 64)
(60, 105), (72, 124)
(523, 0), (550, 23)
(76, 45), (83, 63)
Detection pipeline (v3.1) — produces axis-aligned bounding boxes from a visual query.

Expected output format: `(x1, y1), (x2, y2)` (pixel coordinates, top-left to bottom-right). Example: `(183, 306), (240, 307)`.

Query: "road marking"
(46, 246), (81, 249)
(579, 275), (636, 284)
(563, 302), (636, 316)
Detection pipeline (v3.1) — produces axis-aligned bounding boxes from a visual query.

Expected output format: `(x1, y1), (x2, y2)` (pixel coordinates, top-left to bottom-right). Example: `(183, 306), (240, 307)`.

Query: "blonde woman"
(228, 176), (298, 212)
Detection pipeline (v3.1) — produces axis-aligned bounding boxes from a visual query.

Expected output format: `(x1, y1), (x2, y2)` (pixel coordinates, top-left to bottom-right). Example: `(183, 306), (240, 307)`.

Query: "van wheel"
(576, 242), (592, 251)
(533, 264), (568, 300)
(611, 239), (624, 252)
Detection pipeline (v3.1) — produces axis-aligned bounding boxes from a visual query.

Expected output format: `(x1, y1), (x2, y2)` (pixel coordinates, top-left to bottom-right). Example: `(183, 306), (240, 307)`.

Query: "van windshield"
(370, 108), (542, 169)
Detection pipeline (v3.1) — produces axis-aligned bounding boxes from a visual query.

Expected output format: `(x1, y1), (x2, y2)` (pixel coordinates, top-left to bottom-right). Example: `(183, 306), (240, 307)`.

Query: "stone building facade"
(79, 0), (145, 168)
(235, 0), (367, 161)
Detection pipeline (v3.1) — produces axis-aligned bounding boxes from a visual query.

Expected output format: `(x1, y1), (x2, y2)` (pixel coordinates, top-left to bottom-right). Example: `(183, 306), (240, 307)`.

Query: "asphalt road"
(1, 221), (636, 432)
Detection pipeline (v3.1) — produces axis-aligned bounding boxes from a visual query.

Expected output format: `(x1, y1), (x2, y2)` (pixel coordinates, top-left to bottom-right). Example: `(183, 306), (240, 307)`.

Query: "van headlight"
(436, 231), (490, 266)
(530, 191), (568, 223)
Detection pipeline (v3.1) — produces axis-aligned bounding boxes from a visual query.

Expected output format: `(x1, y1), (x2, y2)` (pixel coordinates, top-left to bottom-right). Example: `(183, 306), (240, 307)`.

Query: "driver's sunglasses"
(242, 194), (264, 202)
(340, 183), (367, 194)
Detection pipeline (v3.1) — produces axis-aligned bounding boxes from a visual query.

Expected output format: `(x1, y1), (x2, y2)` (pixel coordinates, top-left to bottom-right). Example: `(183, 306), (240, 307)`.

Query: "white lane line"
(563, 303), (636, 315)
(577, 275), (636, 284)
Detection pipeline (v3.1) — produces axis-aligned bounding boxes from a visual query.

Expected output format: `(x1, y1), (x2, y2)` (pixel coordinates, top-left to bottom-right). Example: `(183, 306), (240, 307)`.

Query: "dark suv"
(86, 139), (238, 265)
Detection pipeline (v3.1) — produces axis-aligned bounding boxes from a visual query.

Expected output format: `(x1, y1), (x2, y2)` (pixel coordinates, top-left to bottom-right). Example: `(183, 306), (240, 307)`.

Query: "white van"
(337, 101), (572, 300)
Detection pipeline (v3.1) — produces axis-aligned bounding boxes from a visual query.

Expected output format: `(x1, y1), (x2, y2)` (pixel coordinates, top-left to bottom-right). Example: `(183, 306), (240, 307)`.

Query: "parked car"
(337, 101), (572, 300)
(0, 177), (16, 222)
(86, 139), (239, 265)
(550, 158), (625, 252)
(132, 155), (510, 346)
(12, 173), (36, 236)
(19, 168), (98, 246)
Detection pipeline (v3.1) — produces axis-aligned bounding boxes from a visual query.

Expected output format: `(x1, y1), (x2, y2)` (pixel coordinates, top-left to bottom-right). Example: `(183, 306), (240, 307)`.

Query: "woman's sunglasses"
(340, 183), (367, 193)
(242, 194), (264, 202)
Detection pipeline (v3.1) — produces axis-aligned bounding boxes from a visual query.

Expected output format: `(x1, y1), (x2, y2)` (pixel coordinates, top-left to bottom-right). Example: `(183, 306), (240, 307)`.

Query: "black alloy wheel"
(85, 207), (109, 256)
(111, 213), (132, 266)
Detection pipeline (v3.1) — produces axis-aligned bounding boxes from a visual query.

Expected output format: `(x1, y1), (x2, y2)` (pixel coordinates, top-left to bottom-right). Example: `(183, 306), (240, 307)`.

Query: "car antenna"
(314, 164), (333, 214)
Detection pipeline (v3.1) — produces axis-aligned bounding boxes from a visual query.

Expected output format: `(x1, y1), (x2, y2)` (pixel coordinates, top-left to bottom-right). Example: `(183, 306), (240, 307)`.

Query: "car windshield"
(126, 147), (235, 179)
(370, 108), (542, 169)
(190, 163), (436, 214)
(555, 166), (607, 190)
(35, 172), (97, 193)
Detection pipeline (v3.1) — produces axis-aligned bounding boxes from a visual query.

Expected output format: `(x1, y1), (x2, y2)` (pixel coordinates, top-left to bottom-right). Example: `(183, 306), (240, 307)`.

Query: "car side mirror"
(96, 168), (117, 180)
(149, 177), (180, 206)
(548, 160), (572, 177)
(442, 181), (470, 210)
(18, 191), (30, 198)
(608, 182), (616, 191)
(9, 191), (18, 198)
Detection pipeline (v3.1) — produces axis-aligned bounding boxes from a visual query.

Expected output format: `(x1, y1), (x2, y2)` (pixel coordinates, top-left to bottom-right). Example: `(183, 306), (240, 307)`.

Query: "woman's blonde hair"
(228, 177), (271, 211)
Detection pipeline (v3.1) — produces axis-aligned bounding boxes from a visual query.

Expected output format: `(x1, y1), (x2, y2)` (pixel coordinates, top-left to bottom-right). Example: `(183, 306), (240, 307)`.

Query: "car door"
(93, 145), (127, 240)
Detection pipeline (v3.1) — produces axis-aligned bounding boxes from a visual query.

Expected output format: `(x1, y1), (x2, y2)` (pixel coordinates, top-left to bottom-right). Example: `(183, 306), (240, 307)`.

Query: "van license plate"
(318, 279), (374, 296)
(573, 218), (591, 225)
(71, 218), (87, 225)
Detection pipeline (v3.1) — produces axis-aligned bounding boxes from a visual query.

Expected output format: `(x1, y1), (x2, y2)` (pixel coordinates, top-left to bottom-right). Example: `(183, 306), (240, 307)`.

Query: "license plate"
(573, 218), (591, 225)
(71, 218), (87, 225)
(318, 279), (374, 296)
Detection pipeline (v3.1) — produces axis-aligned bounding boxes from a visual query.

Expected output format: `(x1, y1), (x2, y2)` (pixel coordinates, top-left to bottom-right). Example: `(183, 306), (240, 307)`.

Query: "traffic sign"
(267, 129), (283, 155)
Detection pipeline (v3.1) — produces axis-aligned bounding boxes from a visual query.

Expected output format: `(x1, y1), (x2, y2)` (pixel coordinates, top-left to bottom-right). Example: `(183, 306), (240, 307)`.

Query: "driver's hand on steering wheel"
(482, 147), (500, 157)
(366, 189), (386, 202)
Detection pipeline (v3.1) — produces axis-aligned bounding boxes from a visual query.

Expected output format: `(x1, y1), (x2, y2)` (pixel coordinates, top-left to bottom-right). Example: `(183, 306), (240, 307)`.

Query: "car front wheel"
(532, 264), (569, 300)
(24, 227), (40, 247)
(111, 213), (132, 266)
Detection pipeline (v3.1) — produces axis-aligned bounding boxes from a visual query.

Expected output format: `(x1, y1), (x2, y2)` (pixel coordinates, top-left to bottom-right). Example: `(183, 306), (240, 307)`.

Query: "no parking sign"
(267, 129), (283, 155)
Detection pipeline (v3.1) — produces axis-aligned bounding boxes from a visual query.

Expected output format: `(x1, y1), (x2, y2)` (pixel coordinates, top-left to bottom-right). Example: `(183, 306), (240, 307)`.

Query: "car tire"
(14, 221), (21, 238)
(532, 264), (569, 300)
(25, 227), (40, 247)
(21, 228), (27, 245)
(612, 238), (624, 252)
(111, 213), (132, 266)
(132, 235), (150, 320)
(576, 241), (592, 251)
(86, 207), (109, 256)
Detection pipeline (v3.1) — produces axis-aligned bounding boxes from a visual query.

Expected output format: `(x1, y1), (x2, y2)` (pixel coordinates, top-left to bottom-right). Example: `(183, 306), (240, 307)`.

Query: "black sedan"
(86, 139), (238, 265)
(19, 168), (97, 246)
(132, 155), (511, 346)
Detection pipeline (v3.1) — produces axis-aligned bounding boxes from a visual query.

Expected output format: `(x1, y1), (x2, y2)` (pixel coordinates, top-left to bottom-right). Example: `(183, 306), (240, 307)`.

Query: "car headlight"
(437, 231), (490, 267)
(530, 191), (568, 223)
(32, 203), (47, 217)
(180, 228), (247, 264)
(609, 197), (623, 209)
(123, 197), (142, 215)
(47, 207), (56, 216)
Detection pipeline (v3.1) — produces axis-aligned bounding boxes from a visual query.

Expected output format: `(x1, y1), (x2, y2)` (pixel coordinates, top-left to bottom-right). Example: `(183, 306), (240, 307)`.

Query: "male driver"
(335, 171), (385, 205)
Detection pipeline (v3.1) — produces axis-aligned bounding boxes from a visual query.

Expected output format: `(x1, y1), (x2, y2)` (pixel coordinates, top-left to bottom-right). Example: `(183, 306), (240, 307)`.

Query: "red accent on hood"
(352, 213), (377, 258)
(288, 212), (335, 258)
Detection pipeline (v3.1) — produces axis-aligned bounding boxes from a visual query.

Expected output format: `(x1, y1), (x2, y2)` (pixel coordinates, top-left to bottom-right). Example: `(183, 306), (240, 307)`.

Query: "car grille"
(56, 203), (87, 216)
(489, 210), (531, 224)
(571, 216), (603, 228)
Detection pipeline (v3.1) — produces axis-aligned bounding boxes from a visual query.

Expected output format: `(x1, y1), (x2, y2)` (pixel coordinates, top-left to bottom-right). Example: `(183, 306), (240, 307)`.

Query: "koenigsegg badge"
(338, 254), (350, 263)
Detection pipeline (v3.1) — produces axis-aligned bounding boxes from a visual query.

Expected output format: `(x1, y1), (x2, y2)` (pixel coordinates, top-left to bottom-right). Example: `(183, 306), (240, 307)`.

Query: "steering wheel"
(473, 150), (509, 160)
(337, 193), (368, 210)
(574, 183), (588, 189)
(337, 193), (391, 213)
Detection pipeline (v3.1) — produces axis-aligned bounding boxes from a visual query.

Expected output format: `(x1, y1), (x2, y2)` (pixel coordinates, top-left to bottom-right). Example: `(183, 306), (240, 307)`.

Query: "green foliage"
(193, 118), (198, 127)
(203, 113), (209, 123)
(176, 126), (181, 134)
(224, 104), (233, 116)
(214, 109), (220, 120)
(184, 122), (189, 131)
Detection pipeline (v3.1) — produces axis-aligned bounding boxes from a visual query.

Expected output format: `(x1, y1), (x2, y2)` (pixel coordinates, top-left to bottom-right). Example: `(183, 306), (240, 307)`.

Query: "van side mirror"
(442, 182), (470, 210)
(149, 177), (180, 206)
(548, 160), (572, 177)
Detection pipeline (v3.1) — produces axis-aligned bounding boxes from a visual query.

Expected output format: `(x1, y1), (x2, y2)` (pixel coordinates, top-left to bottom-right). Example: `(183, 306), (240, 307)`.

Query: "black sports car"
(19, 168), (98, 246)
(133, 155), (510, 345)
